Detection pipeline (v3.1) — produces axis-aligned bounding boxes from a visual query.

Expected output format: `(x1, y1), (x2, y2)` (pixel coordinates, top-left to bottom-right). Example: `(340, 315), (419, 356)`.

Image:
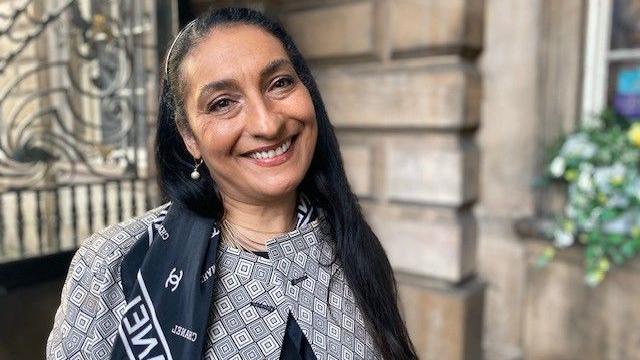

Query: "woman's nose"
(246, 96), (285, 140)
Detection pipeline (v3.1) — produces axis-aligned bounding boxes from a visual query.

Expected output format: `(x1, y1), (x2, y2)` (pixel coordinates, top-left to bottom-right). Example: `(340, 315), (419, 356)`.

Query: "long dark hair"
(156, 7), (417, 359)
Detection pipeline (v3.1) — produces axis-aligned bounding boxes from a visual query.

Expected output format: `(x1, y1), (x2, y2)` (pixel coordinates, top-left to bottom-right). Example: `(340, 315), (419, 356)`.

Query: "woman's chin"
(249, 179), (300, 201)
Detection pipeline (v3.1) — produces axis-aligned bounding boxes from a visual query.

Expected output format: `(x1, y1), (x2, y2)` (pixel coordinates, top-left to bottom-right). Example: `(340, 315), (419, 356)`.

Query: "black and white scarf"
(110, 193), (317, 360)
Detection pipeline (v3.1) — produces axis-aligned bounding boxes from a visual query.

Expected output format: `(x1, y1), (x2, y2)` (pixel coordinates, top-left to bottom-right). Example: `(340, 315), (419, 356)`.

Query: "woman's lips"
(242, 135), (297, 167)
(243, 136), (291, 155)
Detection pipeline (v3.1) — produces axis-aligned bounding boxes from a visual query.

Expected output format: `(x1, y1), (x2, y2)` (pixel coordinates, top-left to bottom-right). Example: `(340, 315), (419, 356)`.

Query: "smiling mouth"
(243, 135), (297, 160)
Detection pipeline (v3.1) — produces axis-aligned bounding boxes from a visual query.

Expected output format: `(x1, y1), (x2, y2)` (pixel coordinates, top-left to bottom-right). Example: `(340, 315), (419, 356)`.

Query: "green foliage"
(540, 110), (640, 286)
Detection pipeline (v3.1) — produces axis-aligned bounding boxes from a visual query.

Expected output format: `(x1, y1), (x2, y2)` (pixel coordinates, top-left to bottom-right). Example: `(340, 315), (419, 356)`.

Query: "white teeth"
(248, 138), (292, 160)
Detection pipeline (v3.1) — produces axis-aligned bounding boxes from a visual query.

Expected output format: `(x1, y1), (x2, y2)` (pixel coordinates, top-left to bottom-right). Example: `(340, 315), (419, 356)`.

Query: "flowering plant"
(538, 110), (640, 286)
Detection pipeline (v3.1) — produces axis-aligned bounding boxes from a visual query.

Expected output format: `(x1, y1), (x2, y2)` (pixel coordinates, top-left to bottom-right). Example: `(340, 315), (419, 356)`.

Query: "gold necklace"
(224, 217), (296, 234)
(220, 216), (296, 252)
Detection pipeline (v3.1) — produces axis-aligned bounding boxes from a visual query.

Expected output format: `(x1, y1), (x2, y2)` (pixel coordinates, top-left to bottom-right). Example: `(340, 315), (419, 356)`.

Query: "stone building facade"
(5, 0), (640, 359)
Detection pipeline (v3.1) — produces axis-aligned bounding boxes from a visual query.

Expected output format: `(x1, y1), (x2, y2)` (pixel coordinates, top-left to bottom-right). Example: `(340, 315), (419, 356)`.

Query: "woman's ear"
(178, 125), (202, 159)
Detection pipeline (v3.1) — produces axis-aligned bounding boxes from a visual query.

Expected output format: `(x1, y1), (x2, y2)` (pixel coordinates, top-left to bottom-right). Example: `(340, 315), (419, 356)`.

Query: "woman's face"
(178, 24), (317, 204)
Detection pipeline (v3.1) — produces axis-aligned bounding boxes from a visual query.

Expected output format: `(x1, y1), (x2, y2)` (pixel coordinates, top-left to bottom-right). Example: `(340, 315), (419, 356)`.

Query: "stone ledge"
(524, 233), (640, 273)
(523, 237), (640, 359)
(513, 215), (555, 240)
(315, 58), (480, 129)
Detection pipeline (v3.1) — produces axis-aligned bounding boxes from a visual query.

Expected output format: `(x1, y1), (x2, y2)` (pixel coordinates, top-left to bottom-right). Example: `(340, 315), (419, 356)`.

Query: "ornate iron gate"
(0, 0), (162, 266)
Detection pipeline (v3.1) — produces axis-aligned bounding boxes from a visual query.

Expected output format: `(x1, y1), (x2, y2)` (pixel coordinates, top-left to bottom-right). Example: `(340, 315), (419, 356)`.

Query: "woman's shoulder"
(74, 202), (172, 274)
(47, 202), (173, 358)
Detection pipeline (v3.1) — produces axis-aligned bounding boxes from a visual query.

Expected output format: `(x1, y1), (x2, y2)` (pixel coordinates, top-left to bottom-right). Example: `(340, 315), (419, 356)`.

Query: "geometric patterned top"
(46, 203), (382, 359)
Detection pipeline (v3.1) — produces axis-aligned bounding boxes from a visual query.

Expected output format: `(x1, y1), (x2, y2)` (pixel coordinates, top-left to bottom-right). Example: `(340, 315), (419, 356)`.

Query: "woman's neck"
(221, 191), (298, 246)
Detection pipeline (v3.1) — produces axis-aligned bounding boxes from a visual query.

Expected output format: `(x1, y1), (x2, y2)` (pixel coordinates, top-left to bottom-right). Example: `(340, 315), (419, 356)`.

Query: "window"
(583, 0), (640, 119)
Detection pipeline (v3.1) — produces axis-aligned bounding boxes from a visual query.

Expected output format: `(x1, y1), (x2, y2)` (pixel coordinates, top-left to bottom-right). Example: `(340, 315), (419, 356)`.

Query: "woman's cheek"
(198, 119), (238, 155)
(292, 92), (315, 120)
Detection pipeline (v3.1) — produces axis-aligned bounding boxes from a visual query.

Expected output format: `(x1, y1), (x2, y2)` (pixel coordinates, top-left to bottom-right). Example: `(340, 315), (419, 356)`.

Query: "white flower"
(577, 170), (594, 193)
(560, 133), (598, 159)
(610, 162), (627, 183)
(594, 163), (627, 193)
(550, 156), (566, 177)
(602, 212), (633, 235)
(553, 229), (575, 248)
(568, 183), (590, 207)
(608, 193), (629, 208)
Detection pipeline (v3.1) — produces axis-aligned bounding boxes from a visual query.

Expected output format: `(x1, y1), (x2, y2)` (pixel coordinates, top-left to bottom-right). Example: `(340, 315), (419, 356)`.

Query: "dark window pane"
(611, 0), (640, 49)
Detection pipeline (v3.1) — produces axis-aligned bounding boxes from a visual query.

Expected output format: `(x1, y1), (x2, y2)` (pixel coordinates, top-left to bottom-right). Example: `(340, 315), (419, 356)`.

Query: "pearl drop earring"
(191, 158), (204, 180)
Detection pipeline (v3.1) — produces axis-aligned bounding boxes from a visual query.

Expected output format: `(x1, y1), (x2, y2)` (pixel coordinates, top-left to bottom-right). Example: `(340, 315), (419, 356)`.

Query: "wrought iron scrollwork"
(0, 0), (155, 188)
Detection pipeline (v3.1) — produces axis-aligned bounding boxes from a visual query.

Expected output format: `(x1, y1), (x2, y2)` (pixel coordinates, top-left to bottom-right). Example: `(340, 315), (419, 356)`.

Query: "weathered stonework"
(281, 1), (376, 60)
(340, 142), (373, 197)
(390, 0), (484, 55)
(398, 273), (485, 360)
(524, 240), (640, 360)
(315, 59), (480, 129)
(274, 1), (485, 356)
(364, 201), (477, 282)
(384, 136), (479, 206)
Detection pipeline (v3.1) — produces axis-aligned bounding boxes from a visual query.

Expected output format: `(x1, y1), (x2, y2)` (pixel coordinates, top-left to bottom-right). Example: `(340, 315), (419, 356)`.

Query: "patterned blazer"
(46, 203), (382, 359)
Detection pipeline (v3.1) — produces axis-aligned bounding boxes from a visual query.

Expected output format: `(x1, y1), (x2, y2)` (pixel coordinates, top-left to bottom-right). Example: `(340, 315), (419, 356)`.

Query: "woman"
(47, 7), (417, 360)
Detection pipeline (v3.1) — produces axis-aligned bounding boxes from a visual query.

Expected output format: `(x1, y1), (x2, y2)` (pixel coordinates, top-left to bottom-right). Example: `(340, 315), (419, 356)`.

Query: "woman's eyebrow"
(197, 79), (237, 107)
(259, 58), (292, 82)
(196, 58), (293, 107)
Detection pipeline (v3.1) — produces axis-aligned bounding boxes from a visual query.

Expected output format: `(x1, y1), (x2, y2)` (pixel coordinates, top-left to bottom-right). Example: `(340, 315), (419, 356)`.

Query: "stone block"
(282, 1), (375, 59)
(397, 274), (485, 360)
(316, 59), (480, 129)
(384, 136), (479, 206)
(390, 0), (484, 54)
(475, 0), (539, 219)
(477, 218), (527, 360)
(364, 202), (477, 282)
(340, 142), (372, 197)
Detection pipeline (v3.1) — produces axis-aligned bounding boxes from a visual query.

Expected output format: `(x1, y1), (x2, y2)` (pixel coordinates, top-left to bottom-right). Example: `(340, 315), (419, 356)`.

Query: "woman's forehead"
(181, 24), (289, 89)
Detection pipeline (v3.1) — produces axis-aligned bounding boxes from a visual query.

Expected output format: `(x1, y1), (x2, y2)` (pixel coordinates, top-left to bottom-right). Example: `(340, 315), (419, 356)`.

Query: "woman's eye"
(208, 98), (232, 113)
(272, 76), (294, 89)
